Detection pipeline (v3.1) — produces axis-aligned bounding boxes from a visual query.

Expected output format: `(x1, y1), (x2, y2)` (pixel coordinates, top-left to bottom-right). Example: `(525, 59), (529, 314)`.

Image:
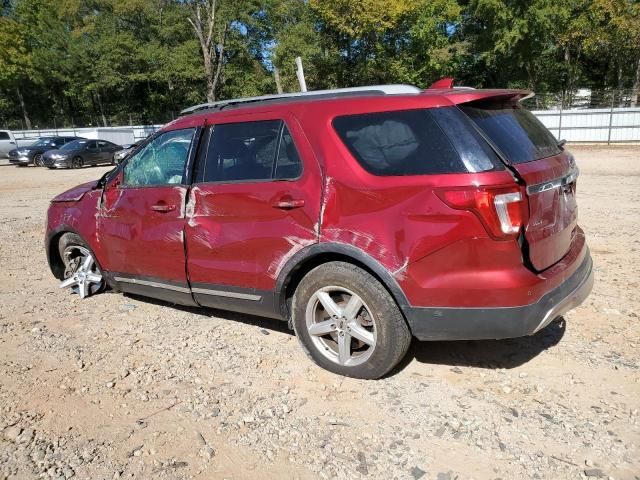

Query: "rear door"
(185, 114), (322, 316)
(461, 102), (578, 270)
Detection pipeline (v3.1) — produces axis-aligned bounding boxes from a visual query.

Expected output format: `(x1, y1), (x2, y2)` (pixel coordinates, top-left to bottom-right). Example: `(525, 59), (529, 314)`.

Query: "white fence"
(12, 125), (162, 146)
(531, 107), (640, 143)
(9, 107), (640, 145)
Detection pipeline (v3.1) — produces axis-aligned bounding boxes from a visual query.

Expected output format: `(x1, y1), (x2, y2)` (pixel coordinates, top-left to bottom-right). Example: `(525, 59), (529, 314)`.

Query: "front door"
(98, 127), (198, 305)
(185, 115), (322, 317)
(85, 140), (101, 165)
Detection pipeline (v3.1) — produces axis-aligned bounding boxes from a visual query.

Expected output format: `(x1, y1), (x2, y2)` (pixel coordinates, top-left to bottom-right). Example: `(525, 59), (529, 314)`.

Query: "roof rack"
(179, 84), (422, 115)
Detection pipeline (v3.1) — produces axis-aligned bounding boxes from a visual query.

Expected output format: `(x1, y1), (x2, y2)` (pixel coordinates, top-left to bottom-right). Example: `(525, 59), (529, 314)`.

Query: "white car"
(0, 130), (17, 158)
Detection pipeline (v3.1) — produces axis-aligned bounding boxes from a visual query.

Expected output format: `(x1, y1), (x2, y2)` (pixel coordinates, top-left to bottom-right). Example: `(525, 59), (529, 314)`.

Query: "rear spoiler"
(427, 77), (533, 104)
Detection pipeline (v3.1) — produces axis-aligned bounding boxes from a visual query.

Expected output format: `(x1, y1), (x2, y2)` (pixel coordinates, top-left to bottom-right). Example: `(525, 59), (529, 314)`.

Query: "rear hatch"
(459, 101), (578, 271)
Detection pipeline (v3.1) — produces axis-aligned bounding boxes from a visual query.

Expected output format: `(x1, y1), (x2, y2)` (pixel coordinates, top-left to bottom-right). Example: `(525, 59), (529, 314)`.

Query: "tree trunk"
(274, 66), (283, 94)
(15, 87), (32, 130)
(631, 58), (640, 107)
(95, 91), (108, 126)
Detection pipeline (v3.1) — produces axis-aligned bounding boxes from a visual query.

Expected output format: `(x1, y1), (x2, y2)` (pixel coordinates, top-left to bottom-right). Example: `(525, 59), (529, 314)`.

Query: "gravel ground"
(0, 146), (638, 480)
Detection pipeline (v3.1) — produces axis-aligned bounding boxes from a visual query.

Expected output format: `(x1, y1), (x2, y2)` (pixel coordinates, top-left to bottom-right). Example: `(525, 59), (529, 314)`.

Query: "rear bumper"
(404, 249), (594, 340)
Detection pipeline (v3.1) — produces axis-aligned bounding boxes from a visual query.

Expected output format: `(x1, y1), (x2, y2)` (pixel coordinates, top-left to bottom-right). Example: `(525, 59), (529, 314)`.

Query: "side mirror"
(558, 139), (567, 148)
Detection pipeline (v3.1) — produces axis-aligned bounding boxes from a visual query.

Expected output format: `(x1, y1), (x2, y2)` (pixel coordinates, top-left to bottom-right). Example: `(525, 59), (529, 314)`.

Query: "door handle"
(151, 203), (176, 212)
(273, 198), (305, 209)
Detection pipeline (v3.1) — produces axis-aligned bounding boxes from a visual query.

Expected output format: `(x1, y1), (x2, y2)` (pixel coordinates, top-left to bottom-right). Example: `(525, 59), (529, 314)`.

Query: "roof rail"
(180, 84), (422, 115)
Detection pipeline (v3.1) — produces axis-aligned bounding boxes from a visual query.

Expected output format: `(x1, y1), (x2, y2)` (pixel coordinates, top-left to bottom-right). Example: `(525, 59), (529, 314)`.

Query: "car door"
(185, 114), (322, 317)
(85, 140), (101, 164)
(96, 140), (113, 164)
(98, 127), (199, 305)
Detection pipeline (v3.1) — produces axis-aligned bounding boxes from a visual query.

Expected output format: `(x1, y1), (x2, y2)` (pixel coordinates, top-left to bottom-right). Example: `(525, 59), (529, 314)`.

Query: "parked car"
(113, 140), (141, 164)
(9, 136), (85, 166)
(0, 130), (17, 158)
(42, 139), (123, 169)
(45, 83), (593, 379)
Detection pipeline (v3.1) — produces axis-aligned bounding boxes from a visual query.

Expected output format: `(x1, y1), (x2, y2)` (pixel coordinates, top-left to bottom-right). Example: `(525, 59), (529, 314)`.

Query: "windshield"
(31, 138), (55, 147)
(460, 102), (562, 164)
(60, 139), (87, 151)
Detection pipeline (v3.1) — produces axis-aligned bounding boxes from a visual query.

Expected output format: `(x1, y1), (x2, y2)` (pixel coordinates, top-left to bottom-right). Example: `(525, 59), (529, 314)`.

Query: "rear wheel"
(58, 233), (104, 299)
(292, 261), (411, 379)
(71, 156), (83, 169)
(34, 154), (44, 167)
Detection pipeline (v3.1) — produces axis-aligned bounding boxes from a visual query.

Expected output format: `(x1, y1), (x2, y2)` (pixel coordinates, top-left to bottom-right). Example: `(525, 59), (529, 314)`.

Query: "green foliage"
(0, 0), (639, 128)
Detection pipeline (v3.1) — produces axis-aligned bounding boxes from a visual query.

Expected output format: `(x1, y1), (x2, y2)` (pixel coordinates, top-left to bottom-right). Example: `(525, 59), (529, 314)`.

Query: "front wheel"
(58, 233), (104, 298)
(292, 262), (411, 379)
(34, 154), (44, 167)
(71, 156), (83, 169)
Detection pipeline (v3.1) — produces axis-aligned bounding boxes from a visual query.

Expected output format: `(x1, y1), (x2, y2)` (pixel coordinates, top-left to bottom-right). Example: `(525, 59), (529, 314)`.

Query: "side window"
(123, 128), (195, 187)
(87, 140), (98, 149)
(275, 126), (302, 179)
(97, 140), (108, 148)
(0, 132), (10, 140)
(203, 120), (281, 182)
(53, 138), (65, 147)
(333, 108), (499, 176)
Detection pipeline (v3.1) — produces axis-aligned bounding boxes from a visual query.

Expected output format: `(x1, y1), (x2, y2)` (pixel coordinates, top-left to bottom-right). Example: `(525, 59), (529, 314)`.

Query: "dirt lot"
(0, 146), (638, 480)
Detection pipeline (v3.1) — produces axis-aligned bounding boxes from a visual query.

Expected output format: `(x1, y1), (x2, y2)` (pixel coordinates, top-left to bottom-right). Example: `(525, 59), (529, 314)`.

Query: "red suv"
(45, 83), (594, 379)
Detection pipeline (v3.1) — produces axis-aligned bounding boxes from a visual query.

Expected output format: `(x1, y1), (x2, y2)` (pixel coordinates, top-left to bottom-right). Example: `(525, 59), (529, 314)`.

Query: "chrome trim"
(114, 276), (191, 293)
(191, 288), (262, 301)
(526, 167), (580, 195)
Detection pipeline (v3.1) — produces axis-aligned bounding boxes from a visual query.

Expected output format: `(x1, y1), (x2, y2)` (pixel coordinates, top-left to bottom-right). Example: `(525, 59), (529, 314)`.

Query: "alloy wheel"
(305, 286), (377, 367)
(34, 154), (44, 167)
(59, 245), (103, 298)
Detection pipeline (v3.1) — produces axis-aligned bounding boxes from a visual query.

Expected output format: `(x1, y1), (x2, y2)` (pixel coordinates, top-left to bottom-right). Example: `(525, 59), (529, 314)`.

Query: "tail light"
(436, 186), (527, 240)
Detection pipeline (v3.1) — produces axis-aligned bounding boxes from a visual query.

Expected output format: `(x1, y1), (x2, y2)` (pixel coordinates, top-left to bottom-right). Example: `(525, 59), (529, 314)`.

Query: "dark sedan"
(42, 139), (123, 169)
(9, 136), (84, 166)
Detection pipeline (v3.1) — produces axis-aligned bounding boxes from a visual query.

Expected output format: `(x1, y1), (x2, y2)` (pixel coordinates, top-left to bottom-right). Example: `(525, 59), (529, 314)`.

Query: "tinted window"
(203, 120), (279, 182)
(60, 140), (87, 151)
(53, 138), (65, 147)
(97, 141), (108, 148)
(124, 128), (195, 186)
(333, 108), (499, 176)
(0, 132), (10, 140)
(460, 103), (561, 164)
(275, 127), (302, 179)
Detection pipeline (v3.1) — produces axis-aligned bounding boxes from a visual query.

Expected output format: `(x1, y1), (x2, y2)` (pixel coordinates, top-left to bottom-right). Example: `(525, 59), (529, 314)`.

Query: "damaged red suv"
(45, 83), (594, 379)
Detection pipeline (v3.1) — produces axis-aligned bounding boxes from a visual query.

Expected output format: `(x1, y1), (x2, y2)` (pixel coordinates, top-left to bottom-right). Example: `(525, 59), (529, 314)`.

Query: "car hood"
(51, 180), (99, 203)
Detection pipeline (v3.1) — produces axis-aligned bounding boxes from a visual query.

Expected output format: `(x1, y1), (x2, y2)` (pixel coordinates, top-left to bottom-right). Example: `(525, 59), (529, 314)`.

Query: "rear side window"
(333, 108), (500, 176)
(460, 102), (561, 164)
(0, 132), (10, 140)
(200, 120), (303, 183)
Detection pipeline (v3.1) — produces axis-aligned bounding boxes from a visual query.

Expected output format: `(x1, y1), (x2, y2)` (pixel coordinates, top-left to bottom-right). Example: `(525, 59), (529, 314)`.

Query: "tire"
(34, 154), (44, 167)
(292, 261), (411, 379)
(71, 156), (83, 169)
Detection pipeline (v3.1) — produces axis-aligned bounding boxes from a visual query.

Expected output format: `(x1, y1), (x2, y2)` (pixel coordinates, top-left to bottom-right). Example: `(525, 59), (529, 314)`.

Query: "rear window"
(460, 102), (561, 164)
(0, 132), (9, 140)
(333, 108), (500, 176)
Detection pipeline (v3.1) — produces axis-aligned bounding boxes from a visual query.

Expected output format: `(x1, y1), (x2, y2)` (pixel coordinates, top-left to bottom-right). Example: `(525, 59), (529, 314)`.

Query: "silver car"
(0, 130), (17, 158)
